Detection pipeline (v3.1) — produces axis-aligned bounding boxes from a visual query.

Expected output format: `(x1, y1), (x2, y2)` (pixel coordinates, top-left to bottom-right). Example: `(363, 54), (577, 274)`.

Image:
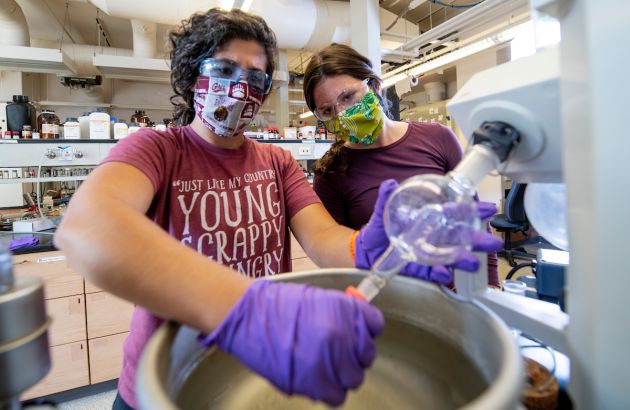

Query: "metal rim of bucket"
(137, 269), (523, 410)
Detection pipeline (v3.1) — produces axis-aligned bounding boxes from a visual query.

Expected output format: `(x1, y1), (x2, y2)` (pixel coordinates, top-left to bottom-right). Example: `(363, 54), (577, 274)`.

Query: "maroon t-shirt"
(103, 125), (320, 408)
(314, 121), (499, 287)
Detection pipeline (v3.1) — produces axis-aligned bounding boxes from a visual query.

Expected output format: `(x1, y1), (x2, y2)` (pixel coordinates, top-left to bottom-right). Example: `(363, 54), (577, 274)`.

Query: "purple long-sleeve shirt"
(314, 121), (500, 287)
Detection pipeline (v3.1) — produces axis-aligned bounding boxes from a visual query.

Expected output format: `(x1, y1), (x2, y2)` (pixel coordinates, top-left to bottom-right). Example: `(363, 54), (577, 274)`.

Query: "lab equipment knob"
(73, 149), (83, 159)
(45, 148), (56, 159)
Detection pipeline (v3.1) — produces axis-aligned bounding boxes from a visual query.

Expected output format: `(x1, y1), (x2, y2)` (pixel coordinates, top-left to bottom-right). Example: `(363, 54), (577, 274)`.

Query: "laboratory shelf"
(0, 176), (89, 184)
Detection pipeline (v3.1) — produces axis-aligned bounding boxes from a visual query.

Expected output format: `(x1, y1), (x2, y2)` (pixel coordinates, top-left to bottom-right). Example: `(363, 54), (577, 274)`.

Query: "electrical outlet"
(298, 145), (312, 155)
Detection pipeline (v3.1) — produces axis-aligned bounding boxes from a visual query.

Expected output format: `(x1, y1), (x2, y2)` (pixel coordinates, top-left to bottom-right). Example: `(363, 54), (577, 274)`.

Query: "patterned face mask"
(193, 75), (264, 138)
(325, 90), (385, 145)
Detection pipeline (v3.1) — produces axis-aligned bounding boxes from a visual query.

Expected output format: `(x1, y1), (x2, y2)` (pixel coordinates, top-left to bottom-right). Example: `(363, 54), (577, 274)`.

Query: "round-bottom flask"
(384, 174), (481, 266)
(356, 174), (481, 301)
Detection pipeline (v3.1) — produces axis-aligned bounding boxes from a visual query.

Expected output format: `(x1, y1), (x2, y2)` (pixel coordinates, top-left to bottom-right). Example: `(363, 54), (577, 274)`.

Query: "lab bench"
(10, 248), (133, 400)
(6, 231), (317, 401)
(0, 138), (333, 208)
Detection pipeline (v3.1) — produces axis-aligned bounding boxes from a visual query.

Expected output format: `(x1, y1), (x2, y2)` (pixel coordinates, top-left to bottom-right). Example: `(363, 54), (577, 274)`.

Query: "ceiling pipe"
(131, 19), (157, 58)
(88, 0), (352, 50)
(0, 0), (29, 46)
(398, 0), (528, 52)
(31, 38), (134, 76)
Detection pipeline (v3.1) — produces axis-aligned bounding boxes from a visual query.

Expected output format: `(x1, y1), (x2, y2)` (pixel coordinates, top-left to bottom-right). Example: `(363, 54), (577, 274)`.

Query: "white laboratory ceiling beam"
(275, 49), (289, 128)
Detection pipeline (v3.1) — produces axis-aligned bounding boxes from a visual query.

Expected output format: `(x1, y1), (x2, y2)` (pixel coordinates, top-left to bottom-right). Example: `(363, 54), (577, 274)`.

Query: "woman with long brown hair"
(304, 43), (500, 287)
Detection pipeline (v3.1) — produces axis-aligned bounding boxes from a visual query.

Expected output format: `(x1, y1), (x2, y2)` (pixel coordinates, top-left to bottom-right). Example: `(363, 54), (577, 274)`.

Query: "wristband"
(349, 230), (360, 261)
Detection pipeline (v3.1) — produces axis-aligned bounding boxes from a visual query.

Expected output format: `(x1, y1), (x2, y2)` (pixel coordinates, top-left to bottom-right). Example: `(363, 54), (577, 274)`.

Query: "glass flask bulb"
(384, 174), (481, 266)
(356, 174), (481, 302)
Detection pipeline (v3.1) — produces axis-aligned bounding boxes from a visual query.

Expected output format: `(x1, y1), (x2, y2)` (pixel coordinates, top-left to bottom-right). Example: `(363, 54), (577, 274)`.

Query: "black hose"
(506, 262), (536, 280)
(429, 0), (484, 9)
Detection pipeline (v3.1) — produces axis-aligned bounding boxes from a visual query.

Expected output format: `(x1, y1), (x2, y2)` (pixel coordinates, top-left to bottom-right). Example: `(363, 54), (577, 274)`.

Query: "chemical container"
(78, 113), (90, 139)
(6, 95), (36, 133)
(63, 118), (81, 139)
(89, 111), (111, 139)
(114, 120), (129, 139)
(37, 110), (60, 139)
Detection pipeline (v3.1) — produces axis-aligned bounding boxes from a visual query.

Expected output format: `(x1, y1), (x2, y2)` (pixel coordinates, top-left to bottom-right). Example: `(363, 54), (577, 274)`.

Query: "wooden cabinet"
(86, 292), (134, 339)
(12, 251), (83, 299)
(84, 278), (101, 294)
(47, 295), (86, 346)
(14, 232), (320, 401)
(21, 341), (89, 400)
(13, 251), (131, 400)
(88, 332), (129, 384)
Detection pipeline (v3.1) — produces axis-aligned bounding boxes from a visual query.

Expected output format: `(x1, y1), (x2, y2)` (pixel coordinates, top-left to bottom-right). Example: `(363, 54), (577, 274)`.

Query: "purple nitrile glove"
(354, 179), (503, 284)
(8, 236), (39, 251)
(200, 280), (384, 406)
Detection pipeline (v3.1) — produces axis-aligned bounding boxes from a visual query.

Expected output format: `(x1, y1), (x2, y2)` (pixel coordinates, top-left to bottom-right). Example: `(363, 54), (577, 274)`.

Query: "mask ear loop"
(368, 79), (386, 108)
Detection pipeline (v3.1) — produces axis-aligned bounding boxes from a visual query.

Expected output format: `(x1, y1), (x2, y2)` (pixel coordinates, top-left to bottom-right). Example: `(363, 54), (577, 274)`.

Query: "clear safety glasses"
(314, 79), (370, 121)
(199, 58), (273, 94)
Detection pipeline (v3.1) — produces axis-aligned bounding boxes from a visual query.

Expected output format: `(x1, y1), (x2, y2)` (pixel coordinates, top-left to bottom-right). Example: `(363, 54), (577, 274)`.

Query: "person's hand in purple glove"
(354, 179), (503, 284)
(200, 280), (384, 406)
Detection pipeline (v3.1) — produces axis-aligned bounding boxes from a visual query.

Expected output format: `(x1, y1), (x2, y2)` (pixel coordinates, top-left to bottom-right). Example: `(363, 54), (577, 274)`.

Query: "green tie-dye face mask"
(325, 90), (385, 145)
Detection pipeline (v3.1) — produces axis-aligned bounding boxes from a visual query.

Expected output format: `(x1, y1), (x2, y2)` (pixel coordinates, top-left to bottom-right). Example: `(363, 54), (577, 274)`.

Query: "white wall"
(0, 69), (177, 133)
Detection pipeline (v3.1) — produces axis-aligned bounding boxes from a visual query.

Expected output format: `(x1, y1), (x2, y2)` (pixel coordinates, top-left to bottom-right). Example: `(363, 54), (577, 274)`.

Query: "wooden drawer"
(13, 251), (84, 299)
(86, 292), (134, 339)
(88, 332), (129, 384)
(84, 279), (102, 294)
(290, 233), (307, 259)
(291, 257), (319, 272)
(47, 295), (86, 346)
(21, 340), (89, 400)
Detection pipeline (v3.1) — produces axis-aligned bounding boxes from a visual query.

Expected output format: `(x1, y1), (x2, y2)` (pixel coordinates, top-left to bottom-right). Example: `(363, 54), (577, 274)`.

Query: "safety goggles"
(314, 79), (370, 121)
(199, 58), (272, 94)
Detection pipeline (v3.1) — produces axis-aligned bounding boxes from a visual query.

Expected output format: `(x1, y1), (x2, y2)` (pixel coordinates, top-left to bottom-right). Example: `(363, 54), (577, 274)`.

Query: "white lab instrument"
(445, 0), (630, 406)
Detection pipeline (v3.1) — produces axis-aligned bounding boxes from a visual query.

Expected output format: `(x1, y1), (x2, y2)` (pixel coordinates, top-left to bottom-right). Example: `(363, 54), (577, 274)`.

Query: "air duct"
(131, 19), (157, 58)
(423, 81), (445, 102)
(31, 39), (134, 76)
(88, 0), (351, 50)
(0, 0), (29, 46)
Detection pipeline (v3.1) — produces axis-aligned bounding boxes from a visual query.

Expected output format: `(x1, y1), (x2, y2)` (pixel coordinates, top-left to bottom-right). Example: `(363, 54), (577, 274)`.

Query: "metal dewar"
(0, 246), (51, 410)
(137, 269), (523, 409)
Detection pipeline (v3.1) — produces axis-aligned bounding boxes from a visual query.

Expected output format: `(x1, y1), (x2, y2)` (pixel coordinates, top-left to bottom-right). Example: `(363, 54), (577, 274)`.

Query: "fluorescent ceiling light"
(241, 0), (253, 12)
(0, 45), (77, 75)
(93, 54), (170, 83)
(382, 21), (531, 88)
(300, 111), (314, 119)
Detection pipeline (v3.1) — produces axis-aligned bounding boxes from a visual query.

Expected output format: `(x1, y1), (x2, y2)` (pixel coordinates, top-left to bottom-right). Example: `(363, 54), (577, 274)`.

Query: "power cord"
(429, 0), (485, 9)
(506, 261), (536, 280)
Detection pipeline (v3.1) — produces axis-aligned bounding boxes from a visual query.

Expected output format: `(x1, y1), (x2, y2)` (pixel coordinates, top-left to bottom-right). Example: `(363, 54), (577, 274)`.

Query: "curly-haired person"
(56, 10), (501, 410)
(56, 9), (388, 410)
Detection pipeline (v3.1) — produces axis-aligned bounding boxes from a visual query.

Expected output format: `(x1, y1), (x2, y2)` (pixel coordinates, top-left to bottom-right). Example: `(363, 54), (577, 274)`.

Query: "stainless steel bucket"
(137, 269), (523, 409)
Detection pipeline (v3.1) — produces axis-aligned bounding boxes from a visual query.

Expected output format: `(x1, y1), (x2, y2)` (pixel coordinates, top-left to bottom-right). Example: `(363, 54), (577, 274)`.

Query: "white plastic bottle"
(113, 120), (129, 139)
(89, 111), (110, 139)
(127, 122), (141, 135)
(42, 195), (54, 213)
(78, 113), (90, 139)
(63, 118), (81, 139)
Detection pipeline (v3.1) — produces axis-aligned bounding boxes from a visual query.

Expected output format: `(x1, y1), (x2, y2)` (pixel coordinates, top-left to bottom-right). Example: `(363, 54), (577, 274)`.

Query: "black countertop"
(0, 138), (335, 144)
(1, 230), (57, 255)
